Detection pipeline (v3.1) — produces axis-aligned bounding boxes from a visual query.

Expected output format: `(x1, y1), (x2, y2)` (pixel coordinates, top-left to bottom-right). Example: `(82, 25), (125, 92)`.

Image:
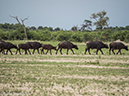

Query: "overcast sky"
(0, 0), (129, 30)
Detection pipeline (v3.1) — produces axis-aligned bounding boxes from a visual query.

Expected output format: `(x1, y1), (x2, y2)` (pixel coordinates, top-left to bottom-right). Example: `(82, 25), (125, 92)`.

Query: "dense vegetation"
(0, 23), (129, 42)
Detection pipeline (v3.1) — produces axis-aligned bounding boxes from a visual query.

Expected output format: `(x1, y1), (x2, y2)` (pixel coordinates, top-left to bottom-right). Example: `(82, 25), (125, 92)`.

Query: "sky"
(0, 0), (129, 30)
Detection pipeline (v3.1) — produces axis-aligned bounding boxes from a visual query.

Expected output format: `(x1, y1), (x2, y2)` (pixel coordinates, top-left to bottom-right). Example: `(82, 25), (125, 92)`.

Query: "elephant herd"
(0, 40), (128, 55)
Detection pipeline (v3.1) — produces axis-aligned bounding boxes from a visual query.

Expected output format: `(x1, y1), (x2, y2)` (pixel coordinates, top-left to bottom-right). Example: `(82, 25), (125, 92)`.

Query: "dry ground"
(0, 54), (129, 96)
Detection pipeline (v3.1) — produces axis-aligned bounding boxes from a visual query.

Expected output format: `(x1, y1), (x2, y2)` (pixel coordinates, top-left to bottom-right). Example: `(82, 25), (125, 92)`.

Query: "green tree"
(39, 30), (51, 41)
(2, 23), (10, 30)
(29, 26), (36, 30)
(125, 25), (129, 30)
(71, 31), (83, 42)
(81, 20), (92, 31)
(91, 10), (109, 31)
(9, 23), (14, 30)
(12, 26), (29, 40)
(38, 26), (43, 30)
(48, 27), (53, 31)
(56, 31), (71, 41)
(13, 23), (21, 30)
(54, 27), (60, 31)
(71, 25), (80, 32)
(101, 30), (112, 41)
(43, 26), (48, 30)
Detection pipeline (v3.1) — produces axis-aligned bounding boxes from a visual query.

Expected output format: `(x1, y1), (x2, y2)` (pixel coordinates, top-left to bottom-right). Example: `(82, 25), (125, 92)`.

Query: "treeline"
(0, 23), (129, 42)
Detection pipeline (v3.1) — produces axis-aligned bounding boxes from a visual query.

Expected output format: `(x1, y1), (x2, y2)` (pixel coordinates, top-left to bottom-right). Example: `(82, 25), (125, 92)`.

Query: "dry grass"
(0, 41), (129, 95)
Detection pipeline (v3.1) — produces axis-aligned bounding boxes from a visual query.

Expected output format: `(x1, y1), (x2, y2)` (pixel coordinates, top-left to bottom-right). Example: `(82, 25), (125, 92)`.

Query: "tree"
(2, 23), (10, 30)
(9, 23), (14, 30)
(125, 25), (129, 30)
(29, 26), (36, 30)
(43, 26), (48, 30)
(13, 23), (21, 30)
(38, 26), (43, 30)
(54, 27), (60, 31)
(71, 25), (79, 32)
(48, 27), (53, 31)
(91, 10), (109, 31)
(9, 15), (29, 40)
(80, 20), (92, 31)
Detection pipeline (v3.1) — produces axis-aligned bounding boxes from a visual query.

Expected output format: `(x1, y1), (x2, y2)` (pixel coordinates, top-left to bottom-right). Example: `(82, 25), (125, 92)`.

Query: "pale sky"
(0, 0), (129, 30)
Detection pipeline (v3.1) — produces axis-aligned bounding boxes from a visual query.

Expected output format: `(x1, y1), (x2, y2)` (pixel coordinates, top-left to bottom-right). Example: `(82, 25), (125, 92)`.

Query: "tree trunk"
(9, 15), (28, 40)
(22, 25), (28, 40)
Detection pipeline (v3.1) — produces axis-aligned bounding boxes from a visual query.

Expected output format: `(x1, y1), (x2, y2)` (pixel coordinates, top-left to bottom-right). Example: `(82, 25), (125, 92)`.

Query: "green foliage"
(0, 30), (5, 40)
(56, 31), (71, 41)
(1, 29), (129, 42)
(71, 31), (83, 42)
(100, 30), (112, 41)
(39, 30), (51, 41)
(0, 23), (129, 42)
(91, 10), (109, 30)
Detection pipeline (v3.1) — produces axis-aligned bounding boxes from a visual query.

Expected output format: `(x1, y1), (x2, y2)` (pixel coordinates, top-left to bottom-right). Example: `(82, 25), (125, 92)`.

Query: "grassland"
(0, 40), (129, 95)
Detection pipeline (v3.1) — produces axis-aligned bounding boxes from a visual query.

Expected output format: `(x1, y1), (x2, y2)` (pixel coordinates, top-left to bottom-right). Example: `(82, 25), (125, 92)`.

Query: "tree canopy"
(91, 10), (109, 30)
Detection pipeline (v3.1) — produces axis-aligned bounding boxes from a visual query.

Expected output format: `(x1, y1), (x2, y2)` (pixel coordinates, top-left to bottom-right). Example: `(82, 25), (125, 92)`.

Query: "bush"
(51, 32), (59, 41)
(38, 30), (51, 41)
(71, 31), (83, 42)
(27, 31), (40, 40)
(56, 31), (71, 41)
(0, 30), (5, 40)
(1, 26), (129, 42)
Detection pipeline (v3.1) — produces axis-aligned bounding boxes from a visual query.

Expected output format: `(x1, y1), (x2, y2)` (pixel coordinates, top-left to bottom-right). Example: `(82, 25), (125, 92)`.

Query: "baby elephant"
(41, 44), (56, 55)
(109, 42), (128, 55)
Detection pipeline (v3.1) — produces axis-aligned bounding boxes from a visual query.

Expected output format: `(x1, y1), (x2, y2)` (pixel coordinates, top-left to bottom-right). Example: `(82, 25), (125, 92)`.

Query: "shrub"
(71, 31), (83, 42)
(39, 30), (51, 41)
(56, 31), (71, 41)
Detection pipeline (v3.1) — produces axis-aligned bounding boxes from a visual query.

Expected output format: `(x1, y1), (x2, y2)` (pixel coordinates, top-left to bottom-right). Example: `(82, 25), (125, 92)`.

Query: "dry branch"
(9, 15), (28, 40)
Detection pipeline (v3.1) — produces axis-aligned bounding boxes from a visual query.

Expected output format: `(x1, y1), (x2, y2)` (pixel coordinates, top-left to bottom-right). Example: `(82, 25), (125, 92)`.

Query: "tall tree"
(9, 15), (29, 40)
(90, 10), (109, 31)
(81, 20), (92, 31)
(71, 25), (80, 32)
